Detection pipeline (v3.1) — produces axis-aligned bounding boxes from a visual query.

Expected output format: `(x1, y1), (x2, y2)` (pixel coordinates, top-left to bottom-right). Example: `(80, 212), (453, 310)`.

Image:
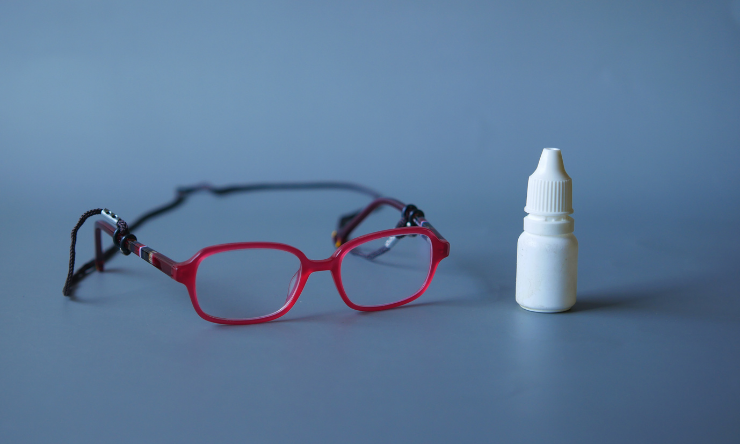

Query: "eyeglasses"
(62, 182), (450, 324)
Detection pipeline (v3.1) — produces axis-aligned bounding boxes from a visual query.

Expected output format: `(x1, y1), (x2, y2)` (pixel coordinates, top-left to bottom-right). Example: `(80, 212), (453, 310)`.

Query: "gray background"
(2, 1), (740, 442)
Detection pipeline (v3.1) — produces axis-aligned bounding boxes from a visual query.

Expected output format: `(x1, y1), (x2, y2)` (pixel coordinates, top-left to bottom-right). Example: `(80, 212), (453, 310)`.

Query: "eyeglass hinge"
(399, 204), (425, 227)
(103, 208), (137, 255)
(101, 208), (120, 224)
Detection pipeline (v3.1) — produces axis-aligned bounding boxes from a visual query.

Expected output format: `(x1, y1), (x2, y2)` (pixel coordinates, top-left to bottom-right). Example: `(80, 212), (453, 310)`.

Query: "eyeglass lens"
(195, 248), (301, 320)
(340, 234), (432, 307)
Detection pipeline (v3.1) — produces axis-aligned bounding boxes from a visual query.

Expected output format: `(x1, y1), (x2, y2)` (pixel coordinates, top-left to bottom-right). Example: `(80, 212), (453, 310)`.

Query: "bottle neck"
(523, 214), (574, 235)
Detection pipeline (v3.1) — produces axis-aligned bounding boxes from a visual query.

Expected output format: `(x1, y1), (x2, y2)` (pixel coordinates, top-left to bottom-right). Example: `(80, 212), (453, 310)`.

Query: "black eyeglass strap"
(63, 208), (136, 296)
(63, 181), (383, 297)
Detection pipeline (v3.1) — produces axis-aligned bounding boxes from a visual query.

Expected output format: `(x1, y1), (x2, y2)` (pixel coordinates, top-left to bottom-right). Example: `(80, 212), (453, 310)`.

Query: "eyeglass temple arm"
(94, 220), (177, 278)
(332, 197), (447, 247)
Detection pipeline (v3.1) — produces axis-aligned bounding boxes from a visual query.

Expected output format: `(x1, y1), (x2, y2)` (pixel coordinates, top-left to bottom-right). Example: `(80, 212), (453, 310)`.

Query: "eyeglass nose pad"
(286, 269), (300, 303)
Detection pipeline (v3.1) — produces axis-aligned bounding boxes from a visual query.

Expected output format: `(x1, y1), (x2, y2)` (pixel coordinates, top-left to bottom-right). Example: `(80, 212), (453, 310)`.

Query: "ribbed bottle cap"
(524, 148), (573, 215)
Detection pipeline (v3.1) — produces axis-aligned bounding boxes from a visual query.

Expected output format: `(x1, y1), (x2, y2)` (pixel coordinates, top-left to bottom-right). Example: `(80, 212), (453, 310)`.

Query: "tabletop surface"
(2, 2), (739, 443)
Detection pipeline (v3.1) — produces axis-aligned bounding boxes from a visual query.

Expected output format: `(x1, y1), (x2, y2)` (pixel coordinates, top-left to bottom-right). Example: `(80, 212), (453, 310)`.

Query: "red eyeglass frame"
(91, 195), (450, 325)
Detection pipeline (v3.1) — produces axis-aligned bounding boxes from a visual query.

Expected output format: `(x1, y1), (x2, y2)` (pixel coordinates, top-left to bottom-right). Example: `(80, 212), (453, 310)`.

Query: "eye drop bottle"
(516, 148), (578, 312)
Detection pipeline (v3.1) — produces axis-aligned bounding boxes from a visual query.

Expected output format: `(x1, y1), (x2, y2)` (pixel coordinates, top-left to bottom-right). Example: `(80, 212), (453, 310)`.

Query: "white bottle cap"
(524, 148), (573, 216)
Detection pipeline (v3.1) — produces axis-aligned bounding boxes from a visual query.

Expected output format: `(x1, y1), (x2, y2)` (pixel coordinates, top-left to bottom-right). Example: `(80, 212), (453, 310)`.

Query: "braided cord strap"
(61, 181), (385, 296)
(62, 209), (103, 296)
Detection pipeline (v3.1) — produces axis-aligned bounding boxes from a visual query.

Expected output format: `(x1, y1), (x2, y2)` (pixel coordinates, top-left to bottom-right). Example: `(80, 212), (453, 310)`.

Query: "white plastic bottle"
(516, 148), (578, 312)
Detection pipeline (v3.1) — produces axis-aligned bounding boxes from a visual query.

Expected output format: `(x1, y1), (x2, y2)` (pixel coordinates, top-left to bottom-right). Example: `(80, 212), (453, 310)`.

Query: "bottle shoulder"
(519, 230), (578, 246)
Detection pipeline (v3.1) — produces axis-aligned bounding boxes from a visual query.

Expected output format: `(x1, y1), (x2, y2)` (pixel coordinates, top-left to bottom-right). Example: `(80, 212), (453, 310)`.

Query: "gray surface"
(2, 1), (740, 443)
